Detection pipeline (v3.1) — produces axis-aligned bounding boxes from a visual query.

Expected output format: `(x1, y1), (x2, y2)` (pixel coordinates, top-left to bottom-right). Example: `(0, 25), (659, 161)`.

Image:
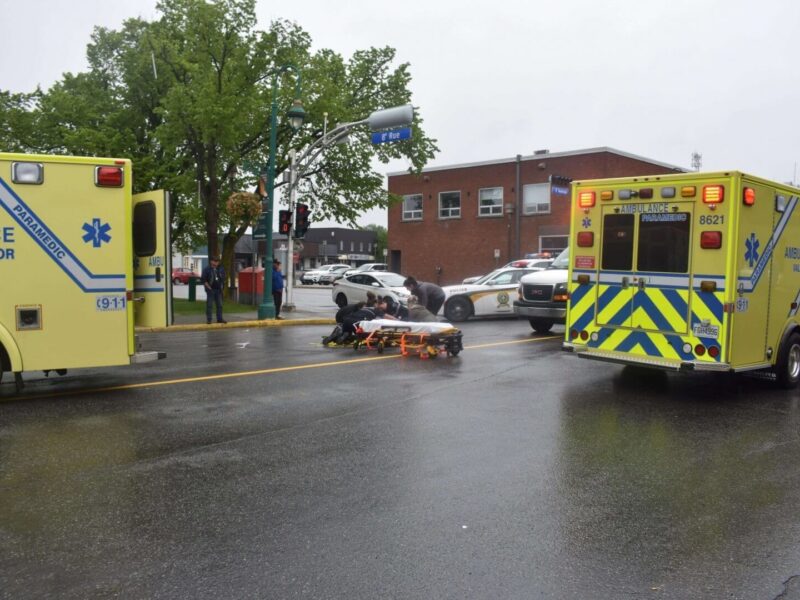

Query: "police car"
(442, 265), (541, 322)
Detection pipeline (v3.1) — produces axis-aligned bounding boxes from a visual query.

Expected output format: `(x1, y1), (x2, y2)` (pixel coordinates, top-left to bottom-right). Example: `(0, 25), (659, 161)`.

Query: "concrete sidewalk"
(139, 304), (335, 333)
(156, 284), (336, 332)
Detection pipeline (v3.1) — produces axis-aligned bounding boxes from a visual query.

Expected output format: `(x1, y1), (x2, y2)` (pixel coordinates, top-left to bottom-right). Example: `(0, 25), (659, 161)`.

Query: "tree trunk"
(221, 233), (239, 299)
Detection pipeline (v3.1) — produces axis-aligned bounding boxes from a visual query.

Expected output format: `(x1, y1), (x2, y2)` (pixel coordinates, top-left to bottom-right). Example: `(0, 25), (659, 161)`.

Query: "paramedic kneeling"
(403, 276), (445, 316)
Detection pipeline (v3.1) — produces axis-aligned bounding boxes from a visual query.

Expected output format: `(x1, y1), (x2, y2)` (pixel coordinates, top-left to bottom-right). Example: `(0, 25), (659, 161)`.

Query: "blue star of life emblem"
(582, 217), (592, 229)
(82, 218), (112, 248)
(745, 233), (760, 268)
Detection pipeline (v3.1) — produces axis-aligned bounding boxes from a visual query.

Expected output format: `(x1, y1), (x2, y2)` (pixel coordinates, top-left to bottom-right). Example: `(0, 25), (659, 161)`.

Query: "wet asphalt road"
(2, 319), (800, 599)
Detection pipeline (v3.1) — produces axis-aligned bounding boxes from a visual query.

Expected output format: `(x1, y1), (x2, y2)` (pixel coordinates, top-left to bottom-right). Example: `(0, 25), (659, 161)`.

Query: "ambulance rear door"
(596, 199), (693, 335)
(132, 191), (172, 328)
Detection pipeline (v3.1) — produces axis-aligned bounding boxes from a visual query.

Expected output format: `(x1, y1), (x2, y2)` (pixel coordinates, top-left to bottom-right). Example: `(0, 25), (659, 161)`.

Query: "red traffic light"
(278, 210), (293, 235)
(294, 203), (311, 238)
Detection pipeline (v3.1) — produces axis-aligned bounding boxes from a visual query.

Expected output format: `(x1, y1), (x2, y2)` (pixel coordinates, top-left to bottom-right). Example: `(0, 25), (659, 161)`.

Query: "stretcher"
(353, 319), (463, 358)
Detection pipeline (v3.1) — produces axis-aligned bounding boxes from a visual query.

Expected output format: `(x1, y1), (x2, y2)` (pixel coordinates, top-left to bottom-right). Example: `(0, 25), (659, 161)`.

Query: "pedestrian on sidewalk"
(272, 259), (285, 319)
(202, 256), (226, 324)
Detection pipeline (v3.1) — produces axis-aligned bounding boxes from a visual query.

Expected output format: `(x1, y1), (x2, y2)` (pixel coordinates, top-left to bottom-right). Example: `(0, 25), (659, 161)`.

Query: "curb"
(137, 317), (335, 334)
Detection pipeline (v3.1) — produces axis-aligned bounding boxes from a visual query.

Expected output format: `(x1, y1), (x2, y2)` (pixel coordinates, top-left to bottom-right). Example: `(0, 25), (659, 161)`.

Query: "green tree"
(362, 224), (388, 262)
(0, 0), (437, 284)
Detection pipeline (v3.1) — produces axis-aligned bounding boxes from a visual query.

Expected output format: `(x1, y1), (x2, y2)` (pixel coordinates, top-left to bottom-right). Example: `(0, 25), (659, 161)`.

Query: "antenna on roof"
(691, 152), (702, 172)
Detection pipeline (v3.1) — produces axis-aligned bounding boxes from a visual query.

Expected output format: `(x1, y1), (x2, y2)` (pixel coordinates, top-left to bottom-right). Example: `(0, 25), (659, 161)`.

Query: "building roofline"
(387, 147), (687, 177)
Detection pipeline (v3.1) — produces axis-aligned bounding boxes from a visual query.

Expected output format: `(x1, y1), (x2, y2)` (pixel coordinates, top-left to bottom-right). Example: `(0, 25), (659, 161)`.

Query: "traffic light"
(278, 210), (292, 235)
(294, 203), (311, 238)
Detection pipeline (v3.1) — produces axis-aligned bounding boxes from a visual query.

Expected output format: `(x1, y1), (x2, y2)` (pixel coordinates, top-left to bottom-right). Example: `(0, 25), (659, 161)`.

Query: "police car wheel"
(775, 332), (800, 389)
(444, 297), (471, 322)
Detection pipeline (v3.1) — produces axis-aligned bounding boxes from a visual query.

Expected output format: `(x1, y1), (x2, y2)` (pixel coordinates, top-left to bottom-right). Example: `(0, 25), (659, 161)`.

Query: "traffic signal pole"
(279, 105), (413, 311)
(284, 150), (297, 311)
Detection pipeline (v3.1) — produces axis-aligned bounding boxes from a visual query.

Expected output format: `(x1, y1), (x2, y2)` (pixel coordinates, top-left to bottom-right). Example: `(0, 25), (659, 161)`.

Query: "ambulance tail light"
(95, 166), (124, 187)
(578, 191), (596, 208)
(577, 231), (594, 247)
(694, 344), (706, 356)
(700, 231), (722, 249)
(708, 345), (720, 359)
(702, 185), (724, 204)
(743, 187), (756, 206)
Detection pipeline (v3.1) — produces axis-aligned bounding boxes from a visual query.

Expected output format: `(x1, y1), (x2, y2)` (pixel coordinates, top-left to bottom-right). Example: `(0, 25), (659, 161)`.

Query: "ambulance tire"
(528, 318), (553, 334)
(775, 332), (800, 389)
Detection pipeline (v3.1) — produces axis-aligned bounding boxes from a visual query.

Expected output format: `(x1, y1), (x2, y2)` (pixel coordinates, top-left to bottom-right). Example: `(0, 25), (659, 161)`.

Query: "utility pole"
(283, 149), (298, 311)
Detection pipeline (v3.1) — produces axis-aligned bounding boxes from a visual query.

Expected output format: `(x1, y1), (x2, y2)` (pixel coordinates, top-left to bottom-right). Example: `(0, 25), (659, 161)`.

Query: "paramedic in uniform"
(202, 256), (226, 324)
(403, 276), (446, 316)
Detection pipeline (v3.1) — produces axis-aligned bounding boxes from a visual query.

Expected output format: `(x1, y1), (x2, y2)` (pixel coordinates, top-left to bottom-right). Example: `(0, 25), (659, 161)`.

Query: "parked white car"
(342, 262), (388, 277)
(443, 266), (540, 322)
(300, 263), (350, 285)
(331, 271), (410, 307)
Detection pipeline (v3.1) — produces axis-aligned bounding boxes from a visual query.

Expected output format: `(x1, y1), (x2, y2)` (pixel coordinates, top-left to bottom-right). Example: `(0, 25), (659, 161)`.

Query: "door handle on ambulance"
(155, 267), (162, 283)
(638, 278), (647, 290)
(621, 277), (630, 289)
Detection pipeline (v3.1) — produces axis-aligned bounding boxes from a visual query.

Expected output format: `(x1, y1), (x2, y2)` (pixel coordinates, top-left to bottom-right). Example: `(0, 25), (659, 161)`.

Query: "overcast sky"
(2, 0), (799, 227)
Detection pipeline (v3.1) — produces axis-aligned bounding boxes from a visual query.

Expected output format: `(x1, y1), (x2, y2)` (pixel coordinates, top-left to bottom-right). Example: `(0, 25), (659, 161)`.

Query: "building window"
(350, 241), (355, 252)
(439, 191), (461, 219)
(523, 183), (551, 215)
(479, 187), (503, 216)
(340, 241), (344, 251)
(402, 194), (423, 221)
(540, 235), (569, 256)
(359, 241), (363, 252)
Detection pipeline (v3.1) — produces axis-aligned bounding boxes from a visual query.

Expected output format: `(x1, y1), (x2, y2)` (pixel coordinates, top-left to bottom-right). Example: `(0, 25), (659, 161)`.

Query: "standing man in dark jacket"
(403, 276), (446, 316)
(202, 256), (226, 324)
(272, 259), (285, 320)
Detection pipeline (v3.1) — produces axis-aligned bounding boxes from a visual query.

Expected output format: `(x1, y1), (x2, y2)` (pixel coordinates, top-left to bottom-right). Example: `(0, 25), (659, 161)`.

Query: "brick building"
(387, 147), (684, 285)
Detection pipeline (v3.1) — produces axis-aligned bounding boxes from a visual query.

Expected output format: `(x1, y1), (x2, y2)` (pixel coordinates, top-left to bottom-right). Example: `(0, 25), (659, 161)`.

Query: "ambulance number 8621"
(699, 215), (724, 225)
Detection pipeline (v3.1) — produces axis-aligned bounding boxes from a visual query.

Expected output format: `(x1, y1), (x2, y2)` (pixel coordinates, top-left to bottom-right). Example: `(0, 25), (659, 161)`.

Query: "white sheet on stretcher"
(357, 319), (458, 335)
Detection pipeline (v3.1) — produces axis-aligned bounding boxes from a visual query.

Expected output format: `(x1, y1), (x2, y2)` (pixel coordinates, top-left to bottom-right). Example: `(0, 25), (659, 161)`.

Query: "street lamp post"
(258, 65), (305, 320)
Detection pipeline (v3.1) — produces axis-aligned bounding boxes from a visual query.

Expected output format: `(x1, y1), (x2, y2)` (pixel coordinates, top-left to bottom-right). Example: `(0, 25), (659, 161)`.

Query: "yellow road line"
(3, 335), (559, 402)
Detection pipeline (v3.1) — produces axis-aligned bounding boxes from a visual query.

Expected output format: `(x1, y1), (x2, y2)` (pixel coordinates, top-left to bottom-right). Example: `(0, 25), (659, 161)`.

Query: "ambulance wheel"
(529, 318), (553, 334)
(335, 293), (348, 308)
(444, 297), (471, 322)
(775, 332), (800, 389)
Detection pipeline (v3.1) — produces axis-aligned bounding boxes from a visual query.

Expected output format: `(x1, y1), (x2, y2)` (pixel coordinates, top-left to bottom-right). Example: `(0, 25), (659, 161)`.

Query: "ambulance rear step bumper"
(131, 351), (167, 364)
(564, 344), (730, 372)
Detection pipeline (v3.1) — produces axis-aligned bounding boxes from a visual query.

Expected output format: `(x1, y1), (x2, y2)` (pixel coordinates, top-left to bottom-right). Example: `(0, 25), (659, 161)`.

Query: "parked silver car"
(300, 263), (350, 285)
(318, 265), (350, 285)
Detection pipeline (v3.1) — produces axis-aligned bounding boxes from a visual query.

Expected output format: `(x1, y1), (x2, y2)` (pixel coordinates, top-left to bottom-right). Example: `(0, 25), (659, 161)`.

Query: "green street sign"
(252, 212), (269, 240)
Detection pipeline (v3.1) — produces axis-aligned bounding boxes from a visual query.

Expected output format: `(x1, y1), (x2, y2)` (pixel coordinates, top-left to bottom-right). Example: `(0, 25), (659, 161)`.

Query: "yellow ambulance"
(563, 170), (800, 387)
(0, 152), (171, 392)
